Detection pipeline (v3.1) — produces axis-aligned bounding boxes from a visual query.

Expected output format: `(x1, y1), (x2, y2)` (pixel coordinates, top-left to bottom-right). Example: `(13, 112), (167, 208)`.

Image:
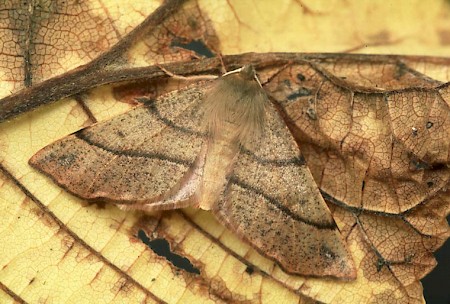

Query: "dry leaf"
(0, 0), (449, 303)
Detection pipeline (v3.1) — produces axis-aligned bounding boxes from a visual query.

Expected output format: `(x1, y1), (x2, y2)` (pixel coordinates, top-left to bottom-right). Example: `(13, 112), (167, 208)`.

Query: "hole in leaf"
(245, 265), (254, 275)
(287, 87), (312, 100)
(137, 229), (200, 274)
(283, 79), (291, 88)
(306, 108), (317, 120)
(409, 158), (430, 170)
(171, 38), (215, 58)
(297, 73), (306, 81)
(376, 257), (386, 272)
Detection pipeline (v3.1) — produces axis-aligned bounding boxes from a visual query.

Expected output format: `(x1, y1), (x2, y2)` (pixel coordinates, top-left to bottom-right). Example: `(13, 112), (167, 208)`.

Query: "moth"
(29, 65), (356, 279)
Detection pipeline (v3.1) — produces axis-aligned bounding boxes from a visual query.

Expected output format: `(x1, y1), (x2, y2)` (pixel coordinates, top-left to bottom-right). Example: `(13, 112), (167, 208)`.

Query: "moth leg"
(217, 53), (227, 74)
(157, 65), (218, 81)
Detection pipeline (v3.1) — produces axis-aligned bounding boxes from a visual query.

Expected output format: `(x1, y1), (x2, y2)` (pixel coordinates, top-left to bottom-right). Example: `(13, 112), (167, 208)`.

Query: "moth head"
(239, 65), (257, 81)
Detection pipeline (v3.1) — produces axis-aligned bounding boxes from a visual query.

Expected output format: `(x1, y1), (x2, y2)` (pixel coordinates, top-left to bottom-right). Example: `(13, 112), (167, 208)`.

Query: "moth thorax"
(204, 77), (267, 149)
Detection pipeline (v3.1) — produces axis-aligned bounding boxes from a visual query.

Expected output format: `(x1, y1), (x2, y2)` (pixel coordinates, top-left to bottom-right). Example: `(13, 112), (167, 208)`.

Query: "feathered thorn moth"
(29, 65), (356, 279)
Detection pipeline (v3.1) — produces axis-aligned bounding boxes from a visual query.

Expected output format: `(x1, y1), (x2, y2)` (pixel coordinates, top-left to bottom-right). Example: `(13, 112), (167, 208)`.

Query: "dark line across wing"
(142, 98), (206, 137)
(76, 131), (193, 167)
(143, 98), (306, 167)
(229, 176), (337, 230)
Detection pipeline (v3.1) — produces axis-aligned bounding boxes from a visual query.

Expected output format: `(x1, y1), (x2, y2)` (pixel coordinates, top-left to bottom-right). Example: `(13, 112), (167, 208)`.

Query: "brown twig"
(1, 51), (450, 123)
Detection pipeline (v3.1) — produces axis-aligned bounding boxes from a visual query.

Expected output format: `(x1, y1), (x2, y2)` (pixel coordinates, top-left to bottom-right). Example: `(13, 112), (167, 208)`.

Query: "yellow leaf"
(1, 0), (449, 303)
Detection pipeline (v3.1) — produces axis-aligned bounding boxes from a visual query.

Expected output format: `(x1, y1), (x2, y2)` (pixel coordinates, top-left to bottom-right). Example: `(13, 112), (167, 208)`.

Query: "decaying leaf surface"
(262, 56), (450, 303)
(0, 1), (449, 304)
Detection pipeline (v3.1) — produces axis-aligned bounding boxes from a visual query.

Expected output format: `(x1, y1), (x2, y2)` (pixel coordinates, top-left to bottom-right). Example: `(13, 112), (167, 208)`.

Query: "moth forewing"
(29, 85), (208, 207)
(29, 65), (356, 279)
